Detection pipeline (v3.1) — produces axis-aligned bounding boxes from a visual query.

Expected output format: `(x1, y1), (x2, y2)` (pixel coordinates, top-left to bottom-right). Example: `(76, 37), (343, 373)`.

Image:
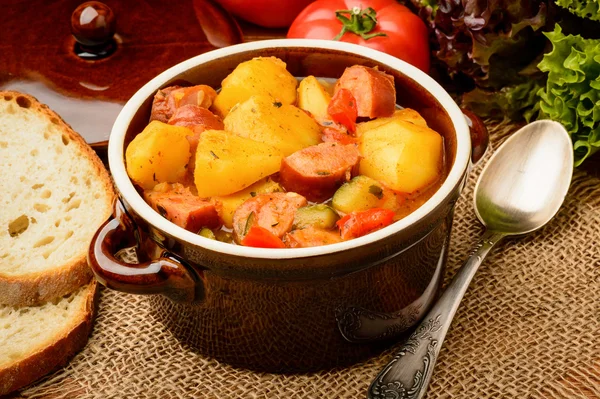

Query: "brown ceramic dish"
(88, 39), (488, 372)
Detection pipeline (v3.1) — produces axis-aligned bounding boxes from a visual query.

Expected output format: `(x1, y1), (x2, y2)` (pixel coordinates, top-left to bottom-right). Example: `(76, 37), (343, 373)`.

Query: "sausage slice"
(233, 192), (307, 243)
(279, 142), (360, 202)
(150, 86), (181, 123)
(144, 187), (221, 232)
(284, 227), (342, 248)
(150, 85), (218, 123)
(334, 66), (396, 119)
(168, 104), (224, 132)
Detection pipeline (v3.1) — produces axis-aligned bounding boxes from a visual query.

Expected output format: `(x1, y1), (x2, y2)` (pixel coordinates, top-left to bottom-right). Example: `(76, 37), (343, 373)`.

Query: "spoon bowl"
(475, 120), (574, 235)
(368, 120), (573, 399)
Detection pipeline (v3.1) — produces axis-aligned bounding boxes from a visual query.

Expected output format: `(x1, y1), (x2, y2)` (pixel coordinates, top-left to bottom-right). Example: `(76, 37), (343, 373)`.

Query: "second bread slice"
(0, 281), (98, 396)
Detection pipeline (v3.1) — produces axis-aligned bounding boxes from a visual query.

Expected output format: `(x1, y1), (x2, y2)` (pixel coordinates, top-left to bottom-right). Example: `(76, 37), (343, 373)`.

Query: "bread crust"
(0, 282), (99, 396)
(0, 91), (115, 306)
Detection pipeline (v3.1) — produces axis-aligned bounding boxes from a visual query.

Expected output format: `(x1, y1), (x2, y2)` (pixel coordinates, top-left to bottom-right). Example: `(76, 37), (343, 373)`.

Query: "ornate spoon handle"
(367, 230), (505, 399)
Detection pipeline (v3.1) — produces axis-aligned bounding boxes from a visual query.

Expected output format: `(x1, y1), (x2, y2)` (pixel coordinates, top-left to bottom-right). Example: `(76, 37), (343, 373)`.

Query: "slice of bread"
(0, 281), (98, 396)
(0, 91), (114, 306)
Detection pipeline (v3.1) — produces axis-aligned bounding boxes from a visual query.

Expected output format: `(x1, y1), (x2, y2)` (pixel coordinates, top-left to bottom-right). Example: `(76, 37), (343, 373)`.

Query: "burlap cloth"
(11, 121), (600, 398)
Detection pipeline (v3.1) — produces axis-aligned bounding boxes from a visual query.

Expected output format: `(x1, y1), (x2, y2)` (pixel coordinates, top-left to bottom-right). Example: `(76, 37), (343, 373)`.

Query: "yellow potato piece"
(194, 130), (284, 197)
(297, 76), (331, 122)
(356, 108), (428, 137)
(224, 95), (321, 156)
(213, 178), (282, 228)
(359, 119), (443, 193)
(125, 121), (191, 190)
(212, 57), (298, 118)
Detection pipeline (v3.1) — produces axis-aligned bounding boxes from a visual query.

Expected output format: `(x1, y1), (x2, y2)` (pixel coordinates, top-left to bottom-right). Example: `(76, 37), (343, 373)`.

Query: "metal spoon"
(367, 120), (574, 399)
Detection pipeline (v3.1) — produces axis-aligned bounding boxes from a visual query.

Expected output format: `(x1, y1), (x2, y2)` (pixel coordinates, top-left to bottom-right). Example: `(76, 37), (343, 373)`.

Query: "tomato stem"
(333, 7), (387, 41)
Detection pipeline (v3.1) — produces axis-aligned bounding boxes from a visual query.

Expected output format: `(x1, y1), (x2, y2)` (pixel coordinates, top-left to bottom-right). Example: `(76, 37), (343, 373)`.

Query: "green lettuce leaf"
(462, 80), (544, 120)
(537, 25), (600, 165)
(555, 0), (600, 22)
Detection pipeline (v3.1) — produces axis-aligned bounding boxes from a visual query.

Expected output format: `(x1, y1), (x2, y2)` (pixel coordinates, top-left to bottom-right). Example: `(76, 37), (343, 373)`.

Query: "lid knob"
(71, 1), (117, 59)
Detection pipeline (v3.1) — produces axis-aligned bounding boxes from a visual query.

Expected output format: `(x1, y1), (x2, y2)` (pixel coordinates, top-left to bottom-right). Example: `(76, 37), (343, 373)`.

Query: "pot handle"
(88, 198), (204, 303)
(462, 108), (489, 164)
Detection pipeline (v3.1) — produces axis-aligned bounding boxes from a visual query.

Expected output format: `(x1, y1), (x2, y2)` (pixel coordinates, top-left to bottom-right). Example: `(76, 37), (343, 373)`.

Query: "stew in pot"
(125, 57), (445, 248)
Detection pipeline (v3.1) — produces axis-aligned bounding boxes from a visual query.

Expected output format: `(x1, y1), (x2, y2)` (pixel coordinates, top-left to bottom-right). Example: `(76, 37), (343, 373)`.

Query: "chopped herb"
(271, 222), (279, 227)
(316, 171), (331, 176)
(210, 150), (219, 159)
(153, 173), (157, 182)
(322, 121), (333, 126)
(273, 101), (282, 108)
(244, 212), (256, 236)
(250, 191), (257, 197)
(368, 185), (383, 199)
(157, 205), (168, 218)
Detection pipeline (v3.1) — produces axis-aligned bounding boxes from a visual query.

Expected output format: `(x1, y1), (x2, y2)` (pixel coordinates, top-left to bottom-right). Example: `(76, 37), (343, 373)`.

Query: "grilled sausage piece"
(168, 105), (224, 132)
(284, 226), (342, 248)
(233, 192), (307, 243)
(334, 66), (396, 119)
(150, 85), (218, 123)
(150, 86), (182, 123)
(144, 188), (221, 232)
(279, 142), (360, 202)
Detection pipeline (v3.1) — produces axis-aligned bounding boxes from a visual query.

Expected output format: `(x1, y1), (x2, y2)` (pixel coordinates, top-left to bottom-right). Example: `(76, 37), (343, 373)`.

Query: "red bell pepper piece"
(327, 88), (358, 133)
(241, 225), (286, 248)
(336, 208), (395, 240)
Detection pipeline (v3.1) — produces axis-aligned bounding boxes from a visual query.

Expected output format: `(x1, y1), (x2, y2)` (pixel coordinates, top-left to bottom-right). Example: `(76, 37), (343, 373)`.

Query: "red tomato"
(327, 88), (358, 132)
(215, 0), (316, 28)
(241, 225), (286, 248)
(336, 208), (395, 240)
(288, 0), (430, 72)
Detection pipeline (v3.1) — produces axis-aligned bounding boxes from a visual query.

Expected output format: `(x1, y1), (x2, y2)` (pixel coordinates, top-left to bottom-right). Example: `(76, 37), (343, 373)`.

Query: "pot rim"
(108, 39), (471, 260)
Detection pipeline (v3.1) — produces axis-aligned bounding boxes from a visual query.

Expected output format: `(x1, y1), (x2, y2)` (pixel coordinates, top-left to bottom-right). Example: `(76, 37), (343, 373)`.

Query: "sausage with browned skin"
(144, 188), (221, 233)
(334, 66), (396, 119)
(233, 192), (307, 243)
(168, 104), (224, 132)
(150, 86), (181, 123)
(279, 142), (361, 202)
(150, 85), (218, 123)
(284, 226), (342, 248)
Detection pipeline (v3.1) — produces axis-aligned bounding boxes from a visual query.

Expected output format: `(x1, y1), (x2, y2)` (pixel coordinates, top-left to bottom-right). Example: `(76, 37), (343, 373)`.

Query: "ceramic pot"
(88, 39), (488, 372)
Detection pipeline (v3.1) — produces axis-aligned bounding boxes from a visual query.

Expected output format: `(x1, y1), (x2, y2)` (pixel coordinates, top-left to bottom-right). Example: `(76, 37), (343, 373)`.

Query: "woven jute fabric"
(11, 121), (600, 399)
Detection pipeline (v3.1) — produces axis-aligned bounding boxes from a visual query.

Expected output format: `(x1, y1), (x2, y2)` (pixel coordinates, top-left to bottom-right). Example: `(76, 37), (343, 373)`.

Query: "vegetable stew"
(125, 57), (445, 248)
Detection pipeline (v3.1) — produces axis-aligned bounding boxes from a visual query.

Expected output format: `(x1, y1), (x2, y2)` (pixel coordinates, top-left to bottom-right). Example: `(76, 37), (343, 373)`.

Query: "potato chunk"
(125, 120), (191, 189)
(212, 57), (298, 118)
(224, 95), (321, 156)
(194, 130), (283, 197)
(359, 119), (443, 193)
(356, 108), (428, 137)
(297, 76), (331, 122)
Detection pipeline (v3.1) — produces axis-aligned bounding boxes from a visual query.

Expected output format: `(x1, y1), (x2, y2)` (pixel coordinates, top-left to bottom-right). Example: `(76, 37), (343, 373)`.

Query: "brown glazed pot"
(88, 40), (488, 372)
